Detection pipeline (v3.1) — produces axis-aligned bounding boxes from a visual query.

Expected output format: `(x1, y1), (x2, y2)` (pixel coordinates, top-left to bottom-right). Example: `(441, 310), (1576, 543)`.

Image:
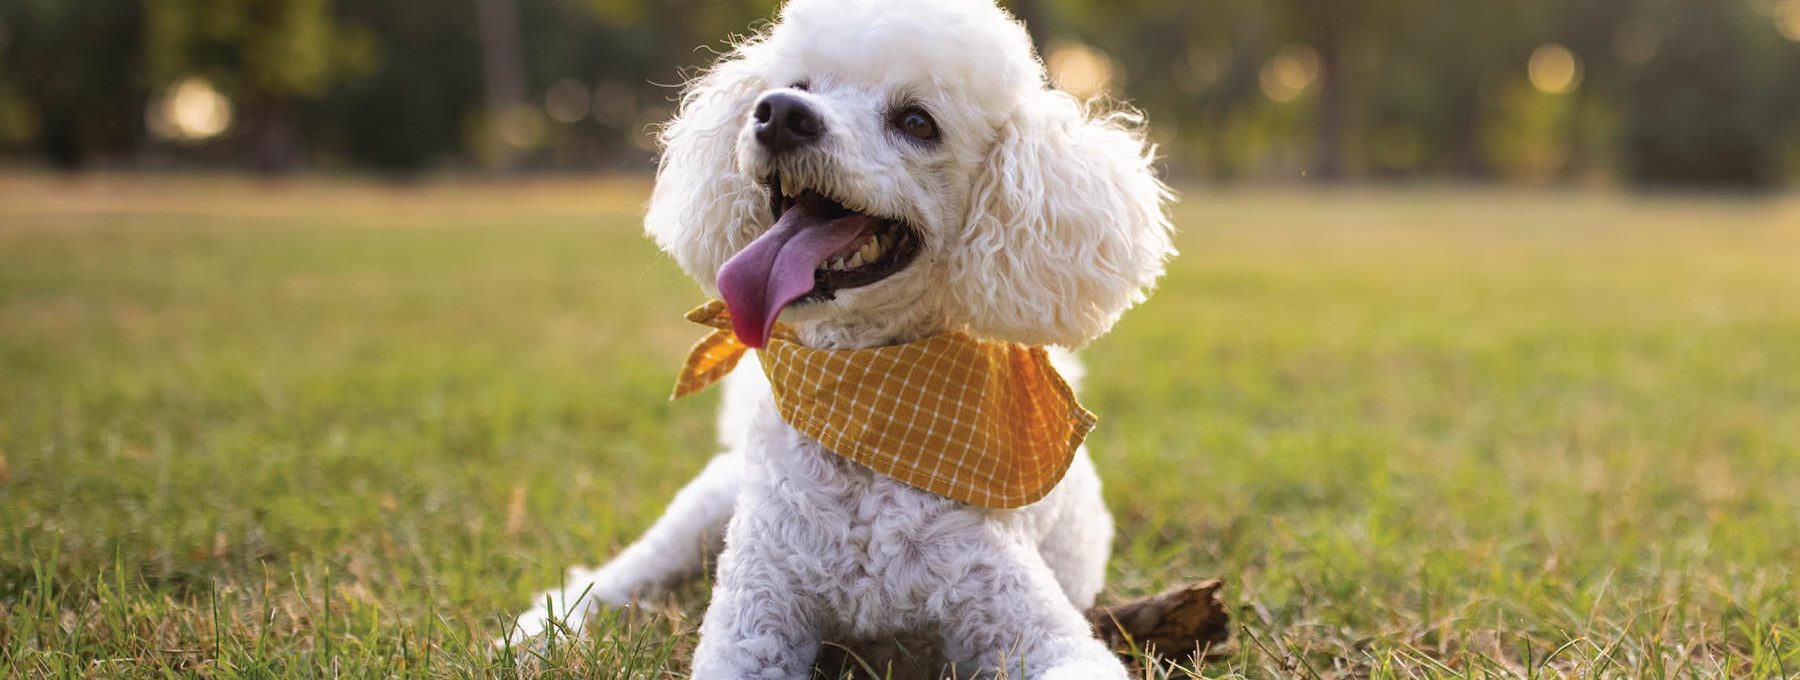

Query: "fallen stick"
(1086, 578), (1231, 661)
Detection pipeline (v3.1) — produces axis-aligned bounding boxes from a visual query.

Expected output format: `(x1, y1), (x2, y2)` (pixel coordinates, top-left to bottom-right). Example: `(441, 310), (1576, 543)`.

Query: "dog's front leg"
(940, 545), (1128, 680)
(689, 530), (820, 680)
(499, 451), (742, 645)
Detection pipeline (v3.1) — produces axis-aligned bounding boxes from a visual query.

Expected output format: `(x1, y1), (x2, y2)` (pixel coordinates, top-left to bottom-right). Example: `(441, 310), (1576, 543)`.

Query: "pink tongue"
(716, 208), (870, 348)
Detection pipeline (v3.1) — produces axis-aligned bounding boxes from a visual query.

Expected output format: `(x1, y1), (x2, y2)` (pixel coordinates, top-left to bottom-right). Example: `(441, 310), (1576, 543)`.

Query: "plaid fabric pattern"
(673, 300), (1096, 509)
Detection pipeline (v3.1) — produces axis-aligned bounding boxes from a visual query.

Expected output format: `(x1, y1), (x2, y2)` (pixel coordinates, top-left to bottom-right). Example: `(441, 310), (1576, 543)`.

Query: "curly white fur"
(502, 0), (1175, 677)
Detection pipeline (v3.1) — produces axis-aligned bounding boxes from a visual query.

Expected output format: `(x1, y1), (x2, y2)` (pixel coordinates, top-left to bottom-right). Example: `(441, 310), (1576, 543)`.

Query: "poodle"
(501, 0), (1175, 676)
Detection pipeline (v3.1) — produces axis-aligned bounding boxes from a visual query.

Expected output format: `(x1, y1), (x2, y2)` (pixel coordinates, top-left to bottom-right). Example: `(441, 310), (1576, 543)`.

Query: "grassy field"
(2, 174), (1798, 678)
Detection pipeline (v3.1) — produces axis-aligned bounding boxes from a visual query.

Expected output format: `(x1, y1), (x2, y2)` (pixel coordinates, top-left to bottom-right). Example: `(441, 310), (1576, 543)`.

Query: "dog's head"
(645, 0), (1174, 349)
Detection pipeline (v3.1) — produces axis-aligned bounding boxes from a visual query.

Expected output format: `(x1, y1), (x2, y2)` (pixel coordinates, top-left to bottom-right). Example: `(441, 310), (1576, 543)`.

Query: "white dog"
(503, 0), (1174, 676)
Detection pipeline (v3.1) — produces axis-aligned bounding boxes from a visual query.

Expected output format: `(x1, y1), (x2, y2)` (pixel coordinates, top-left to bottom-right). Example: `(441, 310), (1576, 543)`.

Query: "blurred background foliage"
(1, 0), (1798, 185)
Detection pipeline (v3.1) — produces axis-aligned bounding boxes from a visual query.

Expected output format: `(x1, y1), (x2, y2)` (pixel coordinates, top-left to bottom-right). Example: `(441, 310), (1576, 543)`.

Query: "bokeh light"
(1047, 41), (1117, 99)
(1528, 44), (1582, 94)
(1179, 46), (1224, 94)
(497, 104), (546, 149)
(147, 77), (234, 143)
(591, 81), (638, 127)
(1777, 0), (1800, 40)
(1259, 44), (1320, 103)
(545, 78), (590, 124)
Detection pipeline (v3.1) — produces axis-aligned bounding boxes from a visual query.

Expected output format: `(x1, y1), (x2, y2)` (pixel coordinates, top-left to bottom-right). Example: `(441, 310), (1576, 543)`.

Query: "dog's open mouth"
(768, 178), (922, 297)
(714, 173), (922, 348)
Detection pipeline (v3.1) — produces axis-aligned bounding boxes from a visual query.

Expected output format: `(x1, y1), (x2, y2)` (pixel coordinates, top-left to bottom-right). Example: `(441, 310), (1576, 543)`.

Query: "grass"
(1, 173), (1797, 678)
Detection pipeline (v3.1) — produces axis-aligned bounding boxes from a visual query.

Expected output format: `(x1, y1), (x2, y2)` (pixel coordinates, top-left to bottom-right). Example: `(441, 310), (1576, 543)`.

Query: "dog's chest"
(744, 404), (1024, 635)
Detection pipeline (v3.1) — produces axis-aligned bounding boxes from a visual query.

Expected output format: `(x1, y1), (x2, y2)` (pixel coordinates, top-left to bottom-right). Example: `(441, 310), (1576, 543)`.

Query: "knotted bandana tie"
(673, 300), (1096, 509)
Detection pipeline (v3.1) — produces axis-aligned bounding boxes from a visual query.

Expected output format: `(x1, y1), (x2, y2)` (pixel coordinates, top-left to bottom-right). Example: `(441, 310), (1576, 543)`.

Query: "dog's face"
(646, 0), (1174, 348)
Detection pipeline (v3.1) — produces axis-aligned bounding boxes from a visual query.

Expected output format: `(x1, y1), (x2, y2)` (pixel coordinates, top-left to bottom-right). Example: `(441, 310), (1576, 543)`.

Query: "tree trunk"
(476, 0), (526, 172)
(249, 98), (300, 175)
(1448, 86), (1490, 179)
(1312, 27), (1346, 180)
(1298, 0), (1350, 181)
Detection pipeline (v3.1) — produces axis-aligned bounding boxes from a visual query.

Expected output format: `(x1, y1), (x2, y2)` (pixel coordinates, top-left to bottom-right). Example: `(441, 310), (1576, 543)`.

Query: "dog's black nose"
(752, 92), (824, 153)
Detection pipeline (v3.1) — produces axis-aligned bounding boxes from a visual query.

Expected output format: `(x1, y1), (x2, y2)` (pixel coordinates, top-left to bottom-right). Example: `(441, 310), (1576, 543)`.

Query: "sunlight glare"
(1528, 44), (1582, 94)
(149, 77), (234, 143)
(1047, 42), (1116, 99)
(546, 78), (590, 124)
(1260, 44), (1319, 103)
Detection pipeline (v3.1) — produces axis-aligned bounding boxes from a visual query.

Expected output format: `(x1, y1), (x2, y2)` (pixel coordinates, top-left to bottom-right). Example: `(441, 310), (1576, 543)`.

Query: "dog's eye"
(893, 107), (939, 142)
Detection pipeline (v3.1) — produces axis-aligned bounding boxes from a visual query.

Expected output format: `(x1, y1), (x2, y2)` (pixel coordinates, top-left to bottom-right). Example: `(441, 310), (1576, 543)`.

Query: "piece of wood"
(1086, 578), (1231, 661)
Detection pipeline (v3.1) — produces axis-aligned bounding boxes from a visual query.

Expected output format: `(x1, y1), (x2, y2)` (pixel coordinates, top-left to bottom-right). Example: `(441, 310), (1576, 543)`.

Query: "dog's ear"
(949, 90), (1176, 348)
(644, 45), (769, 292)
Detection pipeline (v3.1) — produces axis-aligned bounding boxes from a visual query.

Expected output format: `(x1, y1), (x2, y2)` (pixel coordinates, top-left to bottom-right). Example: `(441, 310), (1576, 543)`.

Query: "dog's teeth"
(859, 240), (882, 262)
(780, 176), (797, 197)
(845, 251), (864, 269)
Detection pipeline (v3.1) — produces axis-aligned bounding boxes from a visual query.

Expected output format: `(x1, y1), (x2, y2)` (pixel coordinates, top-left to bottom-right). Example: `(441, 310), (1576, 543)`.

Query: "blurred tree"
(1276, 0), (1357, 180)
(1365, 0), (1549, 178)
(145, 0), (373, 172)
(1622, 0), (1781, 187)
(0, 0), (146, 168)
(1554, 0), (1636, 179)
(1781, 40), (1800, 179)
(303, 0), (482, 172)
(1, 0), (1797, 184)
(1049, 0), (1272, 179)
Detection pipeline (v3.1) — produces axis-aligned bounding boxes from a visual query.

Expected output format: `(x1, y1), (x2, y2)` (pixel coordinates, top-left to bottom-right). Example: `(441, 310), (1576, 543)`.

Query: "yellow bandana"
(673, 300), (1096, 508)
